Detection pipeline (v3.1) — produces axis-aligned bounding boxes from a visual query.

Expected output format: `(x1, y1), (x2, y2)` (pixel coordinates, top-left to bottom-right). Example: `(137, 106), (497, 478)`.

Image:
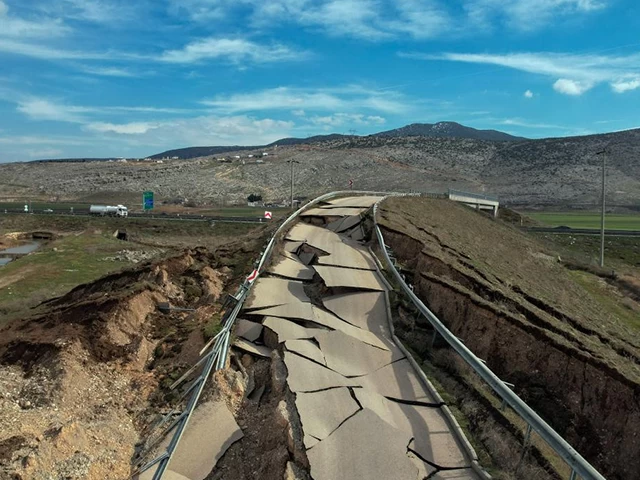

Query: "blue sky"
(1, 0), (639, 161)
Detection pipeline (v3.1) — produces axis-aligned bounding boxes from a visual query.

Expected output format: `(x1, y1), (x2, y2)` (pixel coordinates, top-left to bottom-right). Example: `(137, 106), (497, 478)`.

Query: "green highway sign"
(143, 191), (154, 210)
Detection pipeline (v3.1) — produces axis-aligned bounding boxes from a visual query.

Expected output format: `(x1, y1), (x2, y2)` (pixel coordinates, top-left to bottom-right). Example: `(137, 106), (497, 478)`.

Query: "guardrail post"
(514, 424), (533, 475)
(569, 469), (578, 480)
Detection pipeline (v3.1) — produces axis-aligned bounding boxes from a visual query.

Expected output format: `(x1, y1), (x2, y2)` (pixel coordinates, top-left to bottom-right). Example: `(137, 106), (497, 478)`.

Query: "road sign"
(143, 191), (154, 210)
(348, 179), (353, 189)
(264, 211), (272, 220)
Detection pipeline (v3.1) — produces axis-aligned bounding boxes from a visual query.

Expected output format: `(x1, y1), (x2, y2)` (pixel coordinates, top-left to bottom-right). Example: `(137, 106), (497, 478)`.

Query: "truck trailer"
(89, 205), (128, 217)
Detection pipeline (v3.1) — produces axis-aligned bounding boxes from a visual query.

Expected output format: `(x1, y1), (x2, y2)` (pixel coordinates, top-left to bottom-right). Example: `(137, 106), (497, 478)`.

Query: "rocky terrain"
(1, 126), (639, 207)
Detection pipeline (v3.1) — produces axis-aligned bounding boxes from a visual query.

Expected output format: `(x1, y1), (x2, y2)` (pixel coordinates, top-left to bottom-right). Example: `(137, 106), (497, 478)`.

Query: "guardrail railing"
(372, 199), (606, 480)
(133, 190), (402, 479)
(448, 189), (499, 202)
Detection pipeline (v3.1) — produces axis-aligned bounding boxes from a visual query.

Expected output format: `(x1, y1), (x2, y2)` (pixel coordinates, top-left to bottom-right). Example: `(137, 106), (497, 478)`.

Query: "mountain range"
(5, 122), (638, 208)
(149, 122), (525, 160)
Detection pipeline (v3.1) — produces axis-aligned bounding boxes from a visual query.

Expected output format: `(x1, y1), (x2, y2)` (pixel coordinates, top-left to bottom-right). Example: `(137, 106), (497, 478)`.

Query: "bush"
(203, 313), (223, 340)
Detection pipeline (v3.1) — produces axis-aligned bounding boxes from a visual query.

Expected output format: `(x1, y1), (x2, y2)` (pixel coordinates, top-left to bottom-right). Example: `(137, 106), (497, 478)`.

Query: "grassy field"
(526, 211), (640, 230)
(0, 213), (265, 323)
(0, 233), (151, 323)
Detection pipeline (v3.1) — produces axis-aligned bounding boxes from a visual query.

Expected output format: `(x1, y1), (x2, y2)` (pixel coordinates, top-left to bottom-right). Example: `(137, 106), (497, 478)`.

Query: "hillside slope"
(378, 196), (640, 480)
(1, 128), (639, 206)
(373, 121), (526, 141)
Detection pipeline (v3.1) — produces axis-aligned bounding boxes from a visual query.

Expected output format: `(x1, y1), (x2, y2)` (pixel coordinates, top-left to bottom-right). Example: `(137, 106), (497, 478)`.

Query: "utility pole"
(288, 160), (300, 210)
(596, 149), (606, 267)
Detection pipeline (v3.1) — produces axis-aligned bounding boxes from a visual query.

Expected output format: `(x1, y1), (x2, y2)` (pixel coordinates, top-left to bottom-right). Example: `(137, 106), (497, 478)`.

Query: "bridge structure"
(448, 189), (499, 217)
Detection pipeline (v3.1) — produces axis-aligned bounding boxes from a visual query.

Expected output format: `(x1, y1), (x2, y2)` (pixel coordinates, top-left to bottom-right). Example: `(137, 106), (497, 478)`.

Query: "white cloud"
(202, 86), (411, 115)
(159, 38), (306, 64)
(501, 118), (569, 129)
(0, 38), (116, 60)
(308, 112), (386, 127)
(15, 97), (203, 124)
(85, 122), (158, 134)
(0, 1), (69, 38)
(104, 115), (296, 147)
(17, 98), (89, 122)
(0, 35), (303, 68)
(79, 66), (140, 77)
(464, 0), (606, 32)
(292, 109), (306, 116)
(611, 78), (640, 93)
(553, 78), (593, 95)
(417, 51), (640, 96)
(169, 0), (606, 40)
(524, 89), (533, 98)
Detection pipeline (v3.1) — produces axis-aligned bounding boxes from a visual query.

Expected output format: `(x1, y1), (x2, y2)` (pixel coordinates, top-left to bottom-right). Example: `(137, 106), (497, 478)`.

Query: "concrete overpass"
(448, 189), (499, 217)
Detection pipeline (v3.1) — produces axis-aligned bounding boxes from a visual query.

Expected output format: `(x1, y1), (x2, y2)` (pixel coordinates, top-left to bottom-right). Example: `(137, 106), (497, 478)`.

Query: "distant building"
(171, 156), (179, 160)
(262, 152), (269, 156)
(248, 154), (254, 158)
(256, 159), (264, 164)
(156, 160), (163, 163)
(233, 155), (241, 159)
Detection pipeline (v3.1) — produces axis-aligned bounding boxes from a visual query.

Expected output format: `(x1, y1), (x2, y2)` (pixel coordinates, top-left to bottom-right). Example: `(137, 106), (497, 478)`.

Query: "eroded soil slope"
(378, 197), (640, 480)
(0, 242), (258, 479)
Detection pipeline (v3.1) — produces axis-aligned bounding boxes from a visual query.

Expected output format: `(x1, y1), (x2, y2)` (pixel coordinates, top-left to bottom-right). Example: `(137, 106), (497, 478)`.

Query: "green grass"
(568, 270), (640, 331)
(532, 233), (640, 270)
(0, 233), (145, 323)
(526, 211), (640, 230)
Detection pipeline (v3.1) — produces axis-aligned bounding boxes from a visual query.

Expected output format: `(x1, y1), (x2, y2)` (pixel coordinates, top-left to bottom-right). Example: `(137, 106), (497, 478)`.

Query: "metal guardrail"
(134, 190), (401, 479)
(448, 189), (499, 202)
(372, 199), (606, 480)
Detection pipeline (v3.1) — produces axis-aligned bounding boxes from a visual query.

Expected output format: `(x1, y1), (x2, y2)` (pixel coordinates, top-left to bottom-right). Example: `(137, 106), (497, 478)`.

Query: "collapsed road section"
(230, 195), (484, 480)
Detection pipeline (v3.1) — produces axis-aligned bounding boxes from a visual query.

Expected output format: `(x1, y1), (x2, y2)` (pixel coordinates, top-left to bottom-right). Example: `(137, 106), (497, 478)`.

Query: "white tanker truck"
(89, 204), (128, 217)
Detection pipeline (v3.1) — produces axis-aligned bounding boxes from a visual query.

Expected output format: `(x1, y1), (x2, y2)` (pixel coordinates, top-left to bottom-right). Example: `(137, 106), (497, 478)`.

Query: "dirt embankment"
(0, 244), (252, 480)
(379, 197), (640, 480)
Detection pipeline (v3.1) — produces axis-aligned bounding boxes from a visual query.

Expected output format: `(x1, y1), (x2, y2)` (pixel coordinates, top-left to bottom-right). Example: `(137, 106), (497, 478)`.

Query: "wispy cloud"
(79, 65), (142, 77)
(308, 112), (386, 128)
(170, 0), (608, 40)
(463, 0), (606, 32)
(202, 85), (411, 114)
(500, 118), (571, 129)
(159, 38), (307, 64)
(17, 98), (90, 122)
(15, 97), (202, 123)
(0, 35), (306, 68)
(524, 89), (533, 98)
(0, 0), (70, 38)
(611, 78), (640, 93)
(411, 51), (640, 95)
(85, 121), (159, 134)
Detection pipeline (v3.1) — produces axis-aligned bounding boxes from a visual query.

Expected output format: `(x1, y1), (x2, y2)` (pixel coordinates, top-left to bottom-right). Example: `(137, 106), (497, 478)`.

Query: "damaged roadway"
(225, 197), (482, 480)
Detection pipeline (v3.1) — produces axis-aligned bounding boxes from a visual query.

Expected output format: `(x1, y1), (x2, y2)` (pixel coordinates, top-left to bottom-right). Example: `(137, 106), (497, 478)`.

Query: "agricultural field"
(525, 211), (640, 230)
(0, 213), (265, 323)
